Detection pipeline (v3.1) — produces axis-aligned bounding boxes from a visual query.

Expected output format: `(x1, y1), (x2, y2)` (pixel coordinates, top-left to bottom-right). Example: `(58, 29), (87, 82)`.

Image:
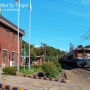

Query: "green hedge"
(42, 62), (57, 78)
(2, 66), (18, 75)
(54, 61), (62, 72)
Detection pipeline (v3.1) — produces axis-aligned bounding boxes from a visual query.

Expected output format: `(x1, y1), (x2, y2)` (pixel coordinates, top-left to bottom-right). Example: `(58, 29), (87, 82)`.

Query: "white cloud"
(61, 0), (90, 18)
(67, 9), (90, 18)
(78, 0), (90, 6)
(59, 47), (69, 52)
(35, 45), (40, 48)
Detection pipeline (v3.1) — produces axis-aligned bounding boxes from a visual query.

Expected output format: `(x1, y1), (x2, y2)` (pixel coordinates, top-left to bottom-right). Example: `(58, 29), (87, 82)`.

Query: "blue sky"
(1, 0), (90, 52)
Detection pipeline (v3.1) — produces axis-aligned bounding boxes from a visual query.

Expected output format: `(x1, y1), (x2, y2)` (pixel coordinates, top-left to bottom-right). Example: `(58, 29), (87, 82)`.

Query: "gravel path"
(60, 69), (90, 90)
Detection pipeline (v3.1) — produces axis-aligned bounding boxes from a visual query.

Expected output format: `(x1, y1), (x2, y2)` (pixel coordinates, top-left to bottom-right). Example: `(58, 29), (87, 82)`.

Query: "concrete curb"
(0, 75), (67, 90)
(0, 83), (27, 90)
(18, 74), (66, 83)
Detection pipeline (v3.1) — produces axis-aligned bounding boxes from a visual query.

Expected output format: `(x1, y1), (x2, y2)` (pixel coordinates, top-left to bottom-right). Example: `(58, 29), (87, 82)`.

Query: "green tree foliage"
(30, 48), (37, 60)
(22, 41), (64, 62)
(22, 41), (64, 77)
(42, 62), (57, 78)
(22, 40), (29, 56)
(42, 62), (62, 78)
(22, 41), (36, 60)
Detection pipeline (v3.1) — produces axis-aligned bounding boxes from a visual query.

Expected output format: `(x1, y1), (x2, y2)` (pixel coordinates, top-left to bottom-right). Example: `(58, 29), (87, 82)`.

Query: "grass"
(20, 65), (43, 75)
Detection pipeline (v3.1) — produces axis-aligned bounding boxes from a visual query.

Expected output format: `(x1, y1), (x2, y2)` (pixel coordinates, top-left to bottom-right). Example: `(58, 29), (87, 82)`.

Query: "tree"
(70, 43), (74, 51)
(22, 40), (64, 62)
(82, 29), (90, 40)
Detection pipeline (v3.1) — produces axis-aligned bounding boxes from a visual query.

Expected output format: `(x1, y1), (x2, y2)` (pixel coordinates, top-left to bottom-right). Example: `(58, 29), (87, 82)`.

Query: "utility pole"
(28, 0), (32, 71)
(14, 0), (20, 71)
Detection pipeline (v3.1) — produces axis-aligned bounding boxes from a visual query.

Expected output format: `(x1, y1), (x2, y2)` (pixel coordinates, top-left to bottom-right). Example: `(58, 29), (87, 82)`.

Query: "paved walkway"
(0, 69), (61, 90)
(1, 68), (89, 90)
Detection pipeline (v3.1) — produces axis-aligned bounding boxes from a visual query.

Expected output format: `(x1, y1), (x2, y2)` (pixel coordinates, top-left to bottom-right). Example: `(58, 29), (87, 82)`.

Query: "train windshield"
(77, 50), (83, 53)
(77, 50), (90, 53)
(85, 50), (90, 53)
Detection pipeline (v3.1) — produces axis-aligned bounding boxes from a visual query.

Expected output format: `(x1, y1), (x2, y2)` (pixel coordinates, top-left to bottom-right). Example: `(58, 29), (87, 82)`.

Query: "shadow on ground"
(60, 62), (78, 70)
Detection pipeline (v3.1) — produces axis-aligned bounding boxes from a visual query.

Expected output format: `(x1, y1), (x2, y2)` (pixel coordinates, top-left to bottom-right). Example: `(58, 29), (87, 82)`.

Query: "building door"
(10, 52), (15, 66)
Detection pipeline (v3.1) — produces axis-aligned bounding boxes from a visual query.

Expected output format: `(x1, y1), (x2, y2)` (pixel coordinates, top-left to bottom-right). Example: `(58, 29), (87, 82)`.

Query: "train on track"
(60, 46), (90, 67)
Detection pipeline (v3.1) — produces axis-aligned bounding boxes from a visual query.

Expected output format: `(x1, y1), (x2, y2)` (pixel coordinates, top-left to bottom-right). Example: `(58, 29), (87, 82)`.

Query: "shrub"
(42, 62), (58, 78)
(2, 66), (18, 75)
(57, 66), (62, 72)
(53, 60), (62, 72)
(55, 62), (62, 72)
(20, 65), (28, 70)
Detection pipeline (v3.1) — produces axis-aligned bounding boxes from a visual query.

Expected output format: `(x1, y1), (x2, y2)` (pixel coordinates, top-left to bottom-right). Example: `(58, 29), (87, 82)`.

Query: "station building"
(0, 15), (25, 67)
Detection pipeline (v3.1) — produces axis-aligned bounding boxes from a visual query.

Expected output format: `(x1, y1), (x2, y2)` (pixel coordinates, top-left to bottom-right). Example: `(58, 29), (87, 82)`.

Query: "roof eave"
(0, 16), (25, 35)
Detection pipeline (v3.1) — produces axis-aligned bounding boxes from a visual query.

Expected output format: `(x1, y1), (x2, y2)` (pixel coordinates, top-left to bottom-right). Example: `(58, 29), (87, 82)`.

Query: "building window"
(12, 52), (15, 61)
(6, 29), (10, 36)
(13, 33), (16, 42)
(3, 50), (8, 61)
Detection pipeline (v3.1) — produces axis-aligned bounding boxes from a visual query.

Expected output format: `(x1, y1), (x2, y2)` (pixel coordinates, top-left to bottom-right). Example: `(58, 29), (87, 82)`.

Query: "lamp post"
(15, 0), (20, 71)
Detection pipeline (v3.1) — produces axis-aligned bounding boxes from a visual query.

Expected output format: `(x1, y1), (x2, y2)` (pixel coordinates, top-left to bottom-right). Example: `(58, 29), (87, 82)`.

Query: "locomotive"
(60, 46), (90, 67)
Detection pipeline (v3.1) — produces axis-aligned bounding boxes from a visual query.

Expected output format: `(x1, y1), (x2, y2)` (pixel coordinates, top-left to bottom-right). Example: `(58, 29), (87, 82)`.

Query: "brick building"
(36, 56), (43, 65)
(0, 15), (24, 67)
